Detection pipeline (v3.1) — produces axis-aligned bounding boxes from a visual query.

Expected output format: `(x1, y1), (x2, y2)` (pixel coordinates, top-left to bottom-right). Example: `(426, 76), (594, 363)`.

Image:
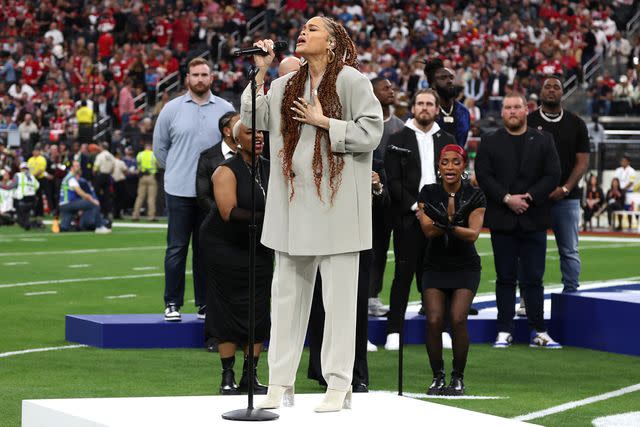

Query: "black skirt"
(205, 261), (272, 344)
(422, 270), (480, 294)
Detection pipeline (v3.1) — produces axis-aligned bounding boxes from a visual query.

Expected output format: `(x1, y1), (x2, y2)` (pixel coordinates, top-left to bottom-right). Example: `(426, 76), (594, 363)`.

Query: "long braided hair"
(279, 17), (358, 204)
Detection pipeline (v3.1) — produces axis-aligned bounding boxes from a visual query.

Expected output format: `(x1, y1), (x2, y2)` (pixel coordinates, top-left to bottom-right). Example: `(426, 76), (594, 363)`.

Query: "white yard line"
(41, 220), (167, 229)
(68, 264), (90, 268)
(374, 391), (506, 400)
(132, 266), (158, 271)
(0, 344), (87, 358)
(0, 246), (165, 257)
(0, 272), (167, 289)
(24, 291), (58, 296)
(3, 261), (29, 266)
(19, 238), (47, 242)
(514, 383), (640, 421)
(105, 294), (137, 299)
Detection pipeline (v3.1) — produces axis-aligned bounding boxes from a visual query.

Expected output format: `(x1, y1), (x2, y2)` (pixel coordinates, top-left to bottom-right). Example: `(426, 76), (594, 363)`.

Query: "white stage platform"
(23, 392), (532, 427)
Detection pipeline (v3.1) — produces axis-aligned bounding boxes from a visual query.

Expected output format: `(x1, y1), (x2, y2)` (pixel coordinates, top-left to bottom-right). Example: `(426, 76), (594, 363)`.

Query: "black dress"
(204, 154), (273, 344)
(418, 182), (486, 294)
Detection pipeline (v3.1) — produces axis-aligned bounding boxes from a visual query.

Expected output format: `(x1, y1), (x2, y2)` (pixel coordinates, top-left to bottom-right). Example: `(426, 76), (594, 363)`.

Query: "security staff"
(11, 162), (40, 229)
(132, 142), (158, 221)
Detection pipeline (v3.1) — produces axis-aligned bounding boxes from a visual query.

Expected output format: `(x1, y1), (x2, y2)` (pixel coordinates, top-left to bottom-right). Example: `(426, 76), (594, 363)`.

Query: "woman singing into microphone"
(240, 16), (383, 412)
(415, 145), (486, 396)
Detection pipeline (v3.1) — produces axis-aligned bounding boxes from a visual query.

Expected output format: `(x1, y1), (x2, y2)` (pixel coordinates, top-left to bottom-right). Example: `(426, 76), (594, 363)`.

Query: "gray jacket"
(241, 65), (383, 255)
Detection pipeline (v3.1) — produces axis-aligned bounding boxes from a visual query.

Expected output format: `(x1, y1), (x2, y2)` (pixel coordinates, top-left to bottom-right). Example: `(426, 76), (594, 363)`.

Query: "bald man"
(278, 56), (301, 77)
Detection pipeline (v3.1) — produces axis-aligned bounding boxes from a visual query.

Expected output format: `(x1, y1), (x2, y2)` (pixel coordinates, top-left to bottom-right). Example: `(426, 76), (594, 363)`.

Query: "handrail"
(626, 9), (640, 35)
(155, 71), (180, 104)
(92, 116), (112, 141)
(584, 52), (604, 82)
(247, 11), (267, 35)
(561, 74), (578, 100)
(133, 93), (147, 112)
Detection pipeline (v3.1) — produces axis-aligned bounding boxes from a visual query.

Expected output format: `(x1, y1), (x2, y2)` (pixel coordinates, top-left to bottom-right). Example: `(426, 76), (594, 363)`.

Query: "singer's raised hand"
(253, 39), (276, 69)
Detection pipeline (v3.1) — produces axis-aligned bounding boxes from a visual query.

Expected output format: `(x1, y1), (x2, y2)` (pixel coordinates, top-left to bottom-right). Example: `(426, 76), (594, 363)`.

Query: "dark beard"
(436, 85), (457, 101)
(415, 116), (434, 128)
(541, 99), (561, 109)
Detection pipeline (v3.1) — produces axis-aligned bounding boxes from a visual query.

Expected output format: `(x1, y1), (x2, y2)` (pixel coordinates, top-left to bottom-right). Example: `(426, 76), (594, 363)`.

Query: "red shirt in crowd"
(154, 18), (173, 47)
(98, 32), (115, 59)
(21, 58), (42, 85)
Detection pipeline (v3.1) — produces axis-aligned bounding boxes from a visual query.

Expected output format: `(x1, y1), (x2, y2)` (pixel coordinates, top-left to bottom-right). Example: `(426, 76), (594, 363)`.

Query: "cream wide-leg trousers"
(267, 250), (360, 392)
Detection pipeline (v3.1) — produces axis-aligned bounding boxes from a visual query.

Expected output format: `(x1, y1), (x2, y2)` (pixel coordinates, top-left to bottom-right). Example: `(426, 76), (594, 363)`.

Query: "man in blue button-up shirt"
(153, 57), (235, 322)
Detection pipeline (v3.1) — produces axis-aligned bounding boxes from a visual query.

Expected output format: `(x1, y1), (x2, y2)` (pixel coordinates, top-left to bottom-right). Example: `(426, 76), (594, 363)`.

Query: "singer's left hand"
(291, 90), (330, 130)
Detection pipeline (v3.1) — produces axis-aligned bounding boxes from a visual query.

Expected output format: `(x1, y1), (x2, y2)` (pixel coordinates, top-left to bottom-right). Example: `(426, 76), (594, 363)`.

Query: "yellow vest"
(76, 106), (94, 125)
(137, 150), (157, 174)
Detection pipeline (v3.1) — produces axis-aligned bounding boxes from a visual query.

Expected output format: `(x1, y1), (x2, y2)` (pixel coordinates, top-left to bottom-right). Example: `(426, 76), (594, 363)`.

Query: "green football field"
(1, 225), (639, 426)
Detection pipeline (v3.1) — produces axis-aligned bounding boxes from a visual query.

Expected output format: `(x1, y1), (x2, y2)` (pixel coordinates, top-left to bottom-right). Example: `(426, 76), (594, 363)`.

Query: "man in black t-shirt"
(528, 76), (590, 293)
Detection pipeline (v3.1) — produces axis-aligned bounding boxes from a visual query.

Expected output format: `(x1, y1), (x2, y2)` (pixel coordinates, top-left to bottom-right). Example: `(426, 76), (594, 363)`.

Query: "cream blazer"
(241, 65), (383, 255)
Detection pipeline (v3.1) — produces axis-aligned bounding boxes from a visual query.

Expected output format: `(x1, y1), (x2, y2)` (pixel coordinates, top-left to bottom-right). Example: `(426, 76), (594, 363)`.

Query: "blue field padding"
(550, 288), (640, 356)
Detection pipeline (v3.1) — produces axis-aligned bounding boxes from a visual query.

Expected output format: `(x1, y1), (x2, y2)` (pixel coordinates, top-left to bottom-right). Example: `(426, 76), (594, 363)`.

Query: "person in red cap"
(415, 144), (486, 396)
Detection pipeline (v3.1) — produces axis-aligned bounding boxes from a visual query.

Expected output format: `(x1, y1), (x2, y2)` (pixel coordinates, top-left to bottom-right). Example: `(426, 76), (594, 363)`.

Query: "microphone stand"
(222, 65), (278, 422)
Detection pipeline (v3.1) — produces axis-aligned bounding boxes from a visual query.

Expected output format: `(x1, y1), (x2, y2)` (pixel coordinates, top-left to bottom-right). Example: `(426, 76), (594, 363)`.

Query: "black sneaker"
(427, 370), (446, 395)
(197, 305), (206, 320)
(446, 373), (465, 396)
(164, 304), (181, 322)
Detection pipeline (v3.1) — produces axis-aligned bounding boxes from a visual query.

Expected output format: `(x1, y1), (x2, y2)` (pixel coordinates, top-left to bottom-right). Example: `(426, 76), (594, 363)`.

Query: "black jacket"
(475, 127), (561, 232)
(195, 143), (226, 213)
(386, 125), (456, 229)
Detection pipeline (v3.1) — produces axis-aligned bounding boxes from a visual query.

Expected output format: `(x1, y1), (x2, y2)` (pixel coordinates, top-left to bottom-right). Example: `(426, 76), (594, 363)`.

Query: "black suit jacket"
(475, 127), (561, 232)
(386, 125), (456, 229)
(487, 73), (508, 97)
(196, 143), (227, 213)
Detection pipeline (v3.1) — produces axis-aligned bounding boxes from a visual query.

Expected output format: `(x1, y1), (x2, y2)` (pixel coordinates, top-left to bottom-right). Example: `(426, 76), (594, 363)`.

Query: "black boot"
(219, 356), (240, 395)
(239, 355), (267, 395)
(447, 371), (465, 396)
(427, 359), (446, 395)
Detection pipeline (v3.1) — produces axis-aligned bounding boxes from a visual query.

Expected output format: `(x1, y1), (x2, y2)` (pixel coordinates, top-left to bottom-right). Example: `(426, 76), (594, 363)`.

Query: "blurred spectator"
(76, 100), (94, 144)
(606, 177), (625, 230)
(0, 169), (16, 225)
(8, 79), (36, 101)
(609, 31), (632, 77)
(27, 144), (47, 215)
(18, 113), (39, 152)
(59, 161), (111, 233)
(586, 115), (606, 146)
(112, 150), (129, 220)
(92, 142), (116, 220)
(583, 175), (605, 231)
(587, 76), (612, 116)
(0, 51), (16, 85)
(614, 155), (636, 191)
(132, 142), (158, 221)
(118, 78), (136, 128)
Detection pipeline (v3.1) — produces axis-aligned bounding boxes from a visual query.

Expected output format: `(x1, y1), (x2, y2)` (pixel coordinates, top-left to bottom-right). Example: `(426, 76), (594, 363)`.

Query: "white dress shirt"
(221, 141), (235, 160)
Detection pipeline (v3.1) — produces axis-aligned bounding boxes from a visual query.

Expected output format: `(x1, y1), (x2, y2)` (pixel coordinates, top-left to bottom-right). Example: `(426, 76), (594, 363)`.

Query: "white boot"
(384, 333), (400, 350)
(314, 387), (352, 412)
(255, 385), (294, 409)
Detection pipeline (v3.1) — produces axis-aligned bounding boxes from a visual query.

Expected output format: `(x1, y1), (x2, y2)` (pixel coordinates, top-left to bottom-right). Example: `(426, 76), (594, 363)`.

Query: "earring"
(462, 170), (469, 180)
(236, 144), (242, 151)
(299, 56), (307, 66)
(437, 170), (442, 179)
(327, 49), (336, 63)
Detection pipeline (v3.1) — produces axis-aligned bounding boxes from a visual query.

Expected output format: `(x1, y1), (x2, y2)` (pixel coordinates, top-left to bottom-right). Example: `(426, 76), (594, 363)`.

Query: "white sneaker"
(164, 304), (181, 322)
(367, 340), (378, 352)
(95, 226), (112, 234)
(493, 332), (513, 348)
(442, 332), (453, 349)
(530, 331), (562, 349)
(384, 333), (400, 350)
(368, 297), (389, 317)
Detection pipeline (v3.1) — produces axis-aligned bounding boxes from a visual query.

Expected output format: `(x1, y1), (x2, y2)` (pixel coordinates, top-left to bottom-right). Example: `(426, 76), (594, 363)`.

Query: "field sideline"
(1, 225), (639, 426)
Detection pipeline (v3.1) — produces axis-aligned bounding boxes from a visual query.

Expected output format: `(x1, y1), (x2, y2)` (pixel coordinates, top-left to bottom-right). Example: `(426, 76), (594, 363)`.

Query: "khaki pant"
(132, 174), (157, 219)
(267, 251), (359, 392)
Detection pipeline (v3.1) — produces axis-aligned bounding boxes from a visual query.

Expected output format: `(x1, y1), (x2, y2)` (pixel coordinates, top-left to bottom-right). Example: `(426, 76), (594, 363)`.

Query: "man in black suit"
(384, 89), (456, 350)
(475, 93), (562, 349)
(487, 59), (508, 113)
(195, 110), (239, 350)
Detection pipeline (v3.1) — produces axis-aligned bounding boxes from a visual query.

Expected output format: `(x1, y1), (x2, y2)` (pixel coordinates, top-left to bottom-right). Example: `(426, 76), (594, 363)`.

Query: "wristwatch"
(561, 185), (570, 195)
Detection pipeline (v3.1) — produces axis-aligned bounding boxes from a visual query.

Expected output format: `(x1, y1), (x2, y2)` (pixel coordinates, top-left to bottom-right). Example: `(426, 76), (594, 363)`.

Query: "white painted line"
(375, 391), (507, 400)
(514, 383), (640, 421)
(0, 272), (168, 289)
(19, 238), (47, 242)
(105, 294), (137, 299)
(3, 261), (29, 266)
(68, 264), (90, 268)
(132, 266), (158, 271)
(42, 220), (167, 229)
(24, 291), (58, 296)
(0, 344), (87, 358)
(593, 412), (640, 427)
(0, 246), (165, 258)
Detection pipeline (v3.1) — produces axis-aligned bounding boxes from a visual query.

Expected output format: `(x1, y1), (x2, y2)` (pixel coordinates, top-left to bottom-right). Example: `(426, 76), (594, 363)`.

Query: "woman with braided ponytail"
(240, 17), (383, 412)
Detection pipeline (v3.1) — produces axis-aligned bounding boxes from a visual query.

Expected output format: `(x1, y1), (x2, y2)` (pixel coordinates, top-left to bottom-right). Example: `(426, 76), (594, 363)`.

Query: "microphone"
(233, 41), (288, 57)
(388, 145), (412, 155)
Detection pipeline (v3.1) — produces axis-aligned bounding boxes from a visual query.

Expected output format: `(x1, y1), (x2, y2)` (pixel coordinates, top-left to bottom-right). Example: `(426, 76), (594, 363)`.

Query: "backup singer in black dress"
(415, 145), (486, 396)
(207, 121), (272, 395)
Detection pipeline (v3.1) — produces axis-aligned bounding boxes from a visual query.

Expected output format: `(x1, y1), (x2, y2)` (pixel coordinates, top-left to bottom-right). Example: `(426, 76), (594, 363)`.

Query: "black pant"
(94, 173), (112, 218)
(370, 206), (393, 298)
(307, 249), (371, 386)
(387, 220), (427, 334)
(15, 196), (35, 230)
(164, 194), (206, 307)
(113, 180), (127, 218)
(491, 230), (547, 334)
